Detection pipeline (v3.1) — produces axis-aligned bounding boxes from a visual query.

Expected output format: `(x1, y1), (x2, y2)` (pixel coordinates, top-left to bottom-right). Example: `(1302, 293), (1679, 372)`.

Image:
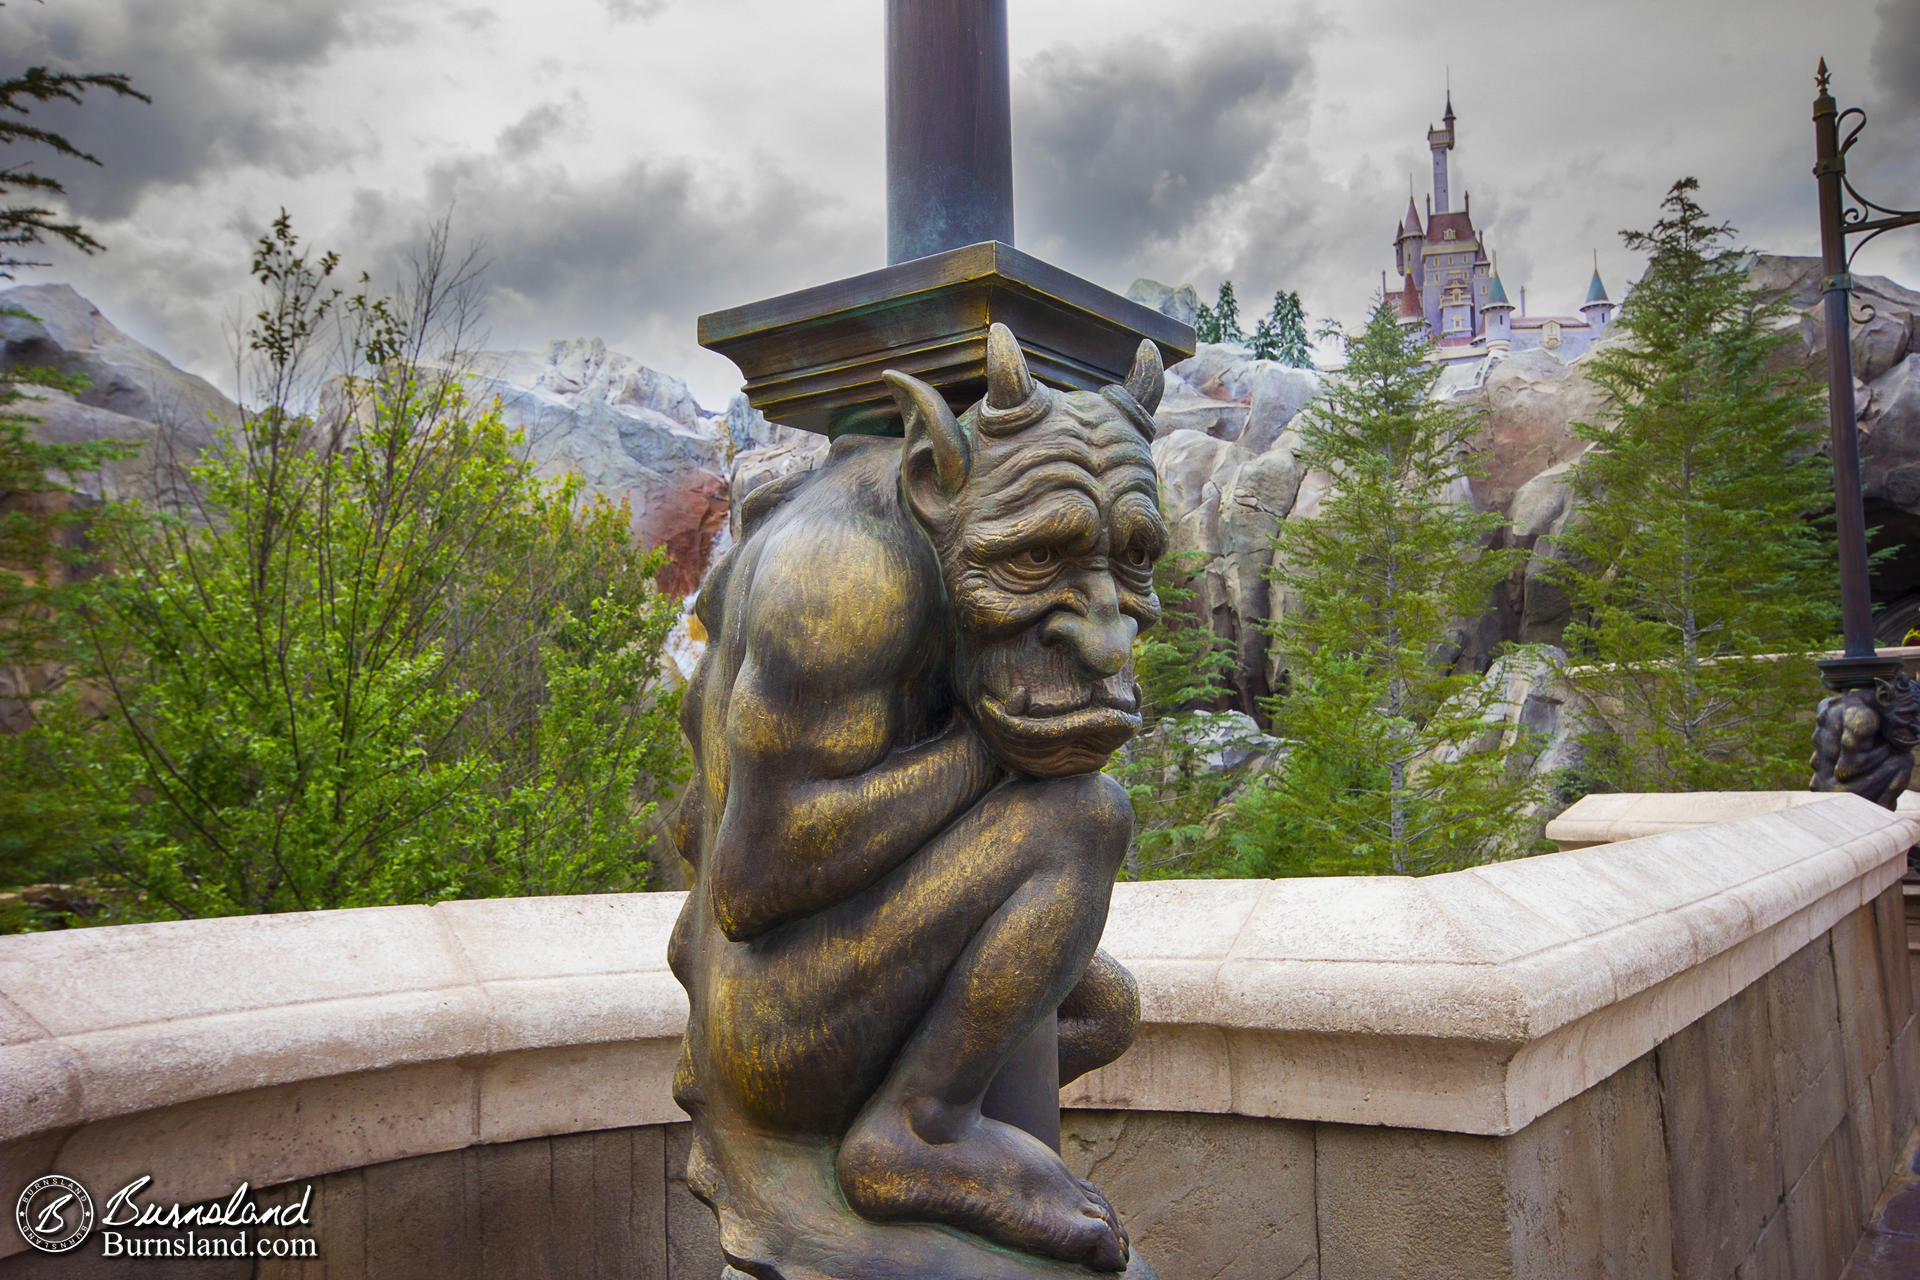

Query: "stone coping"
(0, 794), (1911, 1207)
(1544, 789), (1920, 849)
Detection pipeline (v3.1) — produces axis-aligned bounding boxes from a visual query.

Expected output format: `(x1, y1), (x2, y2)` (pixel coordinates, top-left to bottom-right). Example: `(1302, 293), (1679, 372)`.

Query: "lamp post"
(1807, 60), (1920, 808)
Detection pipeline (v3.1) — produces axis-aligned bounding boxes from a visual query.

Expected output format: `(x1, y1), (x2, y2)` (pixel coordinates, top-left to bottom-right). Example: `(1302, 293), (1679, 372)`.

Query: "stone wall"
(2, 795), (1914, 1279)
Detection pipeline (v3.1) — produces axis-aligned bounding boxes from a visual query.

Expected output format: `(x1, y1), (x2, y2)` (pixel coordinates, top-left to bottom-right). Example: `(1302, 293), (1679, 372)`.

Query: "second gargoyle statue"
(668, 323), (1165, 1279)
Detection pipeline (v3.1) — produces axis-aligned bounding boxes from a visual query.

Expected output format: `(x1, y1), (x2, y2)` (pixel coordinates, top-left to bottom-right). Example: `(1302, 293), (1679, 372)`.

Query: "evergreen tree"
(1227, 300), (1541, 876)
(1269, 290), (1313, 368)
(1105, 547), (1244, 879)
(1, 24), (147, 702)
(1212, 280), (1245, 344)
(1249, 290), (1313, 367)
(1548, 178), (1834, 791)
(1194, 299), (1219, 344)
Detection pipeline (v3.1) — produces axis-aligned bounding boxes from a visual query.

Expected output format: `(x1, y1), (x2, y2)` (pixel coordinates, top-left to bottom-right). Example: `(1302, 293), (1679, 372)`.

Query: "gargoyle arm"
(707, 516), (999, 942)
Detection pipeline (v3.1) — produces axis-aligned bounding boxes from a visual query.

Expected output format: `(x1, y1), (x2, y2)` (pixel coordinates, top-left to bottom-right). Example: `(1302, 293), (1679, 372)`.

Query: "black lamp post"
(1807, 60), (1920, 809)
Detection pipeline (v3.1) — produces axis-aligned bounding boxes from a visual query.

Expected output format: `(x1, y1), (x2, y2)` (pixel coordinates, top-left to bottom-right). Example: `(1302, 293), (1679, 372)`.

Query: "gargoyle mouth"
(978, 691), (1142, 742)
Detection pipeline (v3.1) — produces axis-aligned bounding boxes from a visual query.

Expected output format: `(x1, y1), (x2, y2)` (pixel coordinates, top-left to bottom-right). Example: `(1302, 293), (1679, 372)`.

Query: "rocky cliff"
(10, 252), (1920, 695)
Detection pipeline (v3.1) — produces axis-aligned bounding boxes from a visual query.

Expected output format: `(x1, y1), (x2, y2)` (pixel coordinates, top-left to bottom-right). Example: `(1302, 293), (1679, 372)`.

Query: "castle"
(1385, 94), (1614, 363)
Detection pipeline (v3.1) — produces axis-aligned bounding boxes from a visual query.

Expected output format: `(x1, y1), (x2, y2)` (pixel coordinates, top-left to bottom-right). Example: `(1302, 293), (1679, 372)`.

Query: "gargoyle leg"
(835, 770), (1133, 1271)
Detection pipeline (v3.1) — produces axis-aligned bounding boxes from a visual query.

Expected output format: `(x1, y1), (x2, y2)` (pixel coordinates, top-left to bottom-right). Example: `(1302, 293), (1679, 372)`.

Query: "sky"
(8, 0), (1920, 411)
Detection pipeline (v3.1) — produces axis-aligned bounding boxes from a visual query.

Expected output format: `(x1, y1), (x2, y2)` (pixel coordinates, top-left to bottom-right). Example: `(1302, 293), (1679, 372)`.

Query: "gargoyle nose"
(1042, 581), (1136, 679)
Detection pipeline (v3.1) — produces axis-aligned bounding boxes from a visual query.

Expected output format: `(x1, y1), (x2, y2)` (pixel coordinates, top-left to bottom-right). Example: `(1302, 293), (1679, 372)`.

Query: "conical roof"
(1399, 196), (1423, 239)
(1584, 269), (1611, 305)
(1396, 274), (1425, 323)
(1485, 272), (1512, 308)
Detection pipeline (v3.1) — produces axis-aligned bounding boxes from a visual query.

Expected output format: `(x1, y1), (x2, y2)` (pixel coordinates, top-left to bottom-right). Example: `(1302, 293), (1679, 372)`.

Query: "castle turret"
(1482, 261), (1515, 351)
(1581, 256), (1614, 332)
(1395, 273), (1428, 334)
(1394, 190), (1425, 281)
(1426, 91), (1456, 214)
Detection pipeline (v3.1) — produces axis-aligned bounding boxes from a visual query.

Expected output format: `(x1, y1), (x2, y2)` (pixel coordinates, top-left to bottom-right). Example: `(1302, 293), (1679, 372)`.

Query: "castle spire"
(1427, 85), (1456, 213)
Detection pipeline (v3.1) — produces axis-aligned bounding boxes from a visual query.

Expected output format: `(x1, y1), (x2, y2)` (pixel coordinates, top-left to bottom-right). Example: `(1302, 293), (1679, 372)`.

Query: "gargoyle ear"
(886, 369), (969, 514)
(1121, 339), (1164, 416)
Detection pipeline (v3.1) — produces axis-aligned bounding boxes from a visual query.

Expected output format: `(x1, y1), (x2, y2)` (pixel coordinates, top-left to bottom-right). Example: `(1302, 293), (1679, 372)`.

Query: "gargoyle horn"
(984, 322), (1037, 411)
(1121, 339), (1164, 416)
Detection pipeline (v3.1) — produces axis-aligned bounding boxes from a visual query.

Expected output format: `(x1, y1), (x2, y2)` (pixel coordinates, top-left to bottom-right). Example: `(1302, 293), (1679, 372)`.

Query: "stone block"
(1833, 905), (1895, 1106)
(1873, 886), (1914, 1030)
(665, 1123), (725, 1280)
(359, 1145), (483, 1280)
(1061, 1110), (1316, 1280)
(476, 1040), (687, 1143)
(1765, 937), (1848, 1187)
(1783, 1116), (1869, 1280)
(1657, 981), (1783, 1280)
(1315, 1123), (1509, 1280)
(1506, 1055), (1673, 1279)
(56, 1062), (478, 1217)
(1732, 1207), (1794, 1280)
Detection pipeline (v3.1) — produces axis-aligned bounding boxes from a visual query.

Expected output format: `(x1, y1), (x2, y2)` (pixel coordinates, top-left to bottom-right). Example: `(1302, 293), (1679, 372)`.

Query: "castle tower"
(1483, 261), (1515, 351)
(1394, 188), (1425, 283)
(1395, 273), (1428, 334)
(1581, 256), (1614, 332)
(1427, 91), (1456, 214)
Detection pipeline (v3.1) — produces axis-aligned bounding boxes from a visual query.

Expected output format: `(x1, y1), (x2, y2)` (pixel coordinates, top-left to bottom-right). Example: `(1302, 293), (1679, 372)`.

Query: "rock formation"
(11, 253), (1920, 692)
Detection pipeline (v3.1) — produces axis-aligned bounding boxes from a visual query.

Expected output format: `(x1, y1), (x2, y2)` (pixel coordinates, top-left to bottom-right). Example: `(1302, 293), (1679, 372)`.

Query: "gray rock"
(729, 434), (829, 534)
(721, 392), (809, 455)
(1125, 278), (1199, 328)
(1241, 364), (1321, 453)
(458, 340), (730, 595)
(0, 284), (238, 454)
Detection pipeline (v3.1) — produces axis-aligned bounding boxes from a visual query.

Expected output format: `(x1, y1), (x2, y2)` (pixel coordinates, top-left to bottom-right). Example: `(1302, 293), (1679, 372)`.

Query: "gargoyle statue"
(668, 323), (1164, 1279)
(1811, 671), (1920, 809)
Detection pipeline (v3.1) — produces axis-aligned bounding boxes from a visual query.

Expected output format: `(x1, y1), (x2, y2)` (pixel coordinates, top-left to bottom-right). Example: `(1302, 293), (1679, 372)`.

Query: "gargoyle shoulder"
(741, 507), (937, 693)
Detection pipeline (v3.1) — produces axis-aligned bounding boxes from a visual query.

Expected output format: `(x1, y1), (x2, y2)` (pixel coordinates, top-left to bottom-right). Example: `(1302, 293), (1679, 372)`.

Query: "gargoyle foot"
(838, 1107), (1129, 1272)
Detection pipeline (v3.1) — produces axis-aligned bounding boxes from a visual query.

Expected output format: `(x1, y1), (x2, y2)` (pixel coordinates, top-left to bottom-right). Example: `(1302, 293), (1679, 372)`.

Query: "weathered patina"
(668, 324), (1163, 1278)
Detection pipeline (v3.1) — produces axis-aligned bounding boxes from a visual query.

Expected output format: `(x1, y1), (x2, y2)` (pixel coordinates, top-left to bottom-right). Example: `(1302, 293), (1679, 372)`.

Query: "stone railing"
(2, 793), (1915, 1279)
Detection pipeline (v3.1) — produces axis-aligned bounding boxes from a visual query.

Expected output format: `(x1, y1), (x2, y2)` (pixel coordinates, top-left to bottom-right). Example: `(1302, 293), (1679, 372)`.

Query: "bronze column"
(885, 0), (1015, 265)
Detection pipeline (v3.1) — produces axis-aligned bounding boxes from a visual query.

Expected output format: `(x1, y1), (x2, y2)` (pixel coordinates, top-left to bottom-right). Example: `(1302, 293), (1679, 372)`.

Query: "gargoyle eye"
(1012, 546), (1056, 570)
(1123, 545), (1152, 571)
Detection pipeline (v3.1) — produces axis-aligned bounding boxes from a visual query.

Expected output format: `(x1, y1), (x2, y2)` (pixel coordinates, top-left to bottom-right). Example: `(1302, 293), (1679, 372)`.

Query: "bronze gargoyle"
(668, 323), (1164, 1278)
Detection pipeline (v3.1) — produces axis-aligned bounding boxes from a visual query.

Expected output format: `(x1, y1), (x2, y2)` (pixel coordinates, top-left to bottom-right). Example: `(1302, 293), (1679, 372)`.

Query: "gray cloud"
(497, 100), (578, 160)
(1012, 24), (1312, 278)
(5, 0), (371, 220)
(327, 143), (867, 399)
(1872, 0), (1920, 117)
(602, 0), (668, 22)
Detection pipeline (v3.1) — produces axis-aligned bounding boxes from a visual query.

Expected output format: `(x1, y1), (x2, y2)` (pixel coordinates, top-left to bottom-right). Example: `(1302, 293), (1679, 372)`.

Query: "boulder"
(1125, 278), (1199, 328)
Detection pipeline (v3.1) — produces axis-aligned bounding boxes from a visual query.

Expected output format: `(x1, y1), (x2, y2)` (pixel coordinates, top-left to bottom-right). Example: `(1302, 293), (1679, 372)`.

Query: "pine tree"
(1, 31), (148, 676)
(1212, 281), (1245, 344)
(1549, 178), (1834, 791)
(1194, 299), (1220, 344)
(1105, 548), (1244, 879)
(1269, 290), (1313, 368)
(1227, 299), (1540, 875)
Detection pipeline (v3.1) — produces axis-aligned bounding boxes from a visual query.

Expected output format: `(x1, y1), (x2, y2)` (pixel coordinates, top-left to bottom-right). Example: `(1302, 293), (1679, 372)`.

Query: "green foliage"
(2, 217), (684, 921)
(1194, 280), (1245, 345)
(1226, 300), (1542, 876)
(1548, 179), (1835, 791)
(1106, 548), (1246, 879)
(0, 350), (137, 665)
(1250, 290), (1313, 368)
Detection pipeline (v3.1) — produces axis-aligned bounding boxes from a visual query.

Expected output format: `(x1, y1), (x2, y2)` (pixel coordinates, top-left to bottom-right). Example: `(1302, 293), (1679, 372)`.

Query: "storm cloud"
(1013, 26), (1312, 279)
(9, 0), (382, 220)
(3, 0), (1911, 408)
